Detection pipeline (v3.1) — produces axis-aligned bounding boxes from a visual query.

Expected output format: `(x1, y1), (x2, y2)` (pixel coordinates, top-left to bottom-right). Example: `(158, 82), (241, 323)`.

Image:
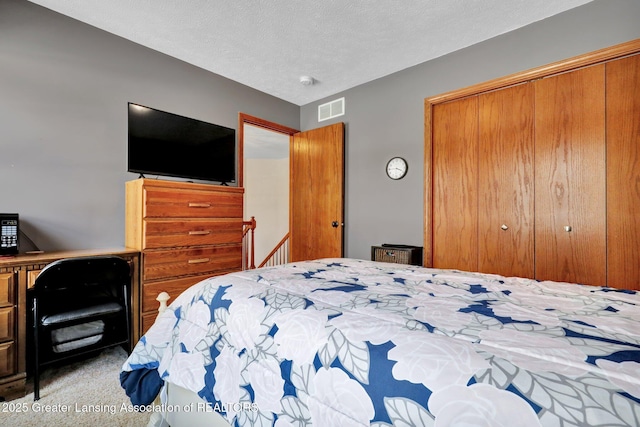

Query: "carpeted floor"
(3, 346), (150, 426)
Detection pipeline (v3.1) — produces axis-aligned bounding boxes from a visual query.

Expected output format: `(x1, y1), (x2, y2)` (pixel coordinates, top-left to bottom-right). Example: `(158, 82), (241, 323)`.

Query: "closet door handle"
(564, 226), (572, 232)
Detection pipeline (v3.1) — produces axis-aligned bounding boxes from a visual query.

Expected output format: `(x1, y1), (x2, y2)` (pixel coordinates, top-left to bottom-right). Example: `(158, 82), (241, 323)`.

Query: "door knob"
(332, 221), (339, 228)
(501, 224), (508, 230)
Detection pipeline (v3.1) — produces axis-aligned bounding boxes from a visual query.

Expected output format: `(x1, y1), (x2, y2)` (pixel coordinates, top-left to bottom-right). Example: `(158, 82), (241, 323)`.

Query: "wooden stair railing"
(259, 232), (290, 268)
(242, 216), (256, 270)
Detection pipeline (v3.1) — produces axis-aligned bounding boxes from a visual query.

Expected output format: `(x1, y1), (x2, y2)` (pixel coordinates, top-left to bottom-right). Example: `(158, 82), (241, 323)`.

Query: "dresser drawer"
(0, 307), (14, 342)
(143, 188), (243, 219)
(141, 312), (158, 336)
(0, 341), (15, 377)
(143, 245), (242, 281)
(143, 219), (243, 250)
(141, 274), (215, 313)
(0, 273), (14, 306)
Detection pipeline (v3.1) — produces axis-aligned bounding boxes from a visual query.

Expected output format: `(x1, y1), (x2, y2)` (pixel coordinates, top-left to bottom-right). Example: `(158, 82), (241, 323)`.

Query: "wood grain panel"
(432, 96), (479, 271)
(144, 187), (243, 219)
(290, 123), (344, 262)
(534, 65), (606, 285)
(0, 342), (14, 377)
(424, 101), (433, 266)
(143, 218), (243, 249)
(0, 273), (11, 306)
(606, 54), (640, 290)
(27, 270), (40, 290)
(478, 83), (534, 278)
(426, 40), (640, 290)
(0, 307), (14, 342)
(125, 180), (144, 249)
(141, 313), (157, 336)
(143, 245), (242, 281)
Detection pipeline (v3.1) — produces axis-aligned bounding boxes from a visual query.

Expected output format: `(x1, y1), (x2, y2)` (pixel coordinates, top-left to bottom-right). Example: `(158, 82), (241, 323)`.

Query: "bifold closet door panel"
(432, 96), (478, 271)
(606, 54), (640, 290)
(534, 64), (606, 286)
(478, 83), (535, 279)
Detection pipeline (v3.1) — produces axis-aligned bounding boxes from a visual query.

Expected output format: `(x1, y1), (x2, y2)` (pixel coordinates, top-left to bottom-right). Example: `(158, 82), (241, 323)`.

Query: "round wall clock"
(386, 157), (408, 180)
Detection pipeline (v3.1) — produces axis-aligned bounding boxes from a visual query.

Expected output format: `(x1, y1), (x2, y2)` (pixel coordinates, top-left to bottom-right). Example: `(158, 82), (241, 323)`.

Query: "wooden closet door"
(478, 83), (534, 278)
(534, 65), (606, 285)
(432, 96), (478, 271)
(606, 54), (640, 290)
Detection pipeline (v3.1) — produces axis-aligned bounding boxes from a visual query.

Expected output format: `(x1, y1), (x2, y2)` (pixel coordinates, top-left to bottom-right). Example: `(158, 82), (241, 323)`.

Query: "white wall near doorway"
(244, 124), (290, 265)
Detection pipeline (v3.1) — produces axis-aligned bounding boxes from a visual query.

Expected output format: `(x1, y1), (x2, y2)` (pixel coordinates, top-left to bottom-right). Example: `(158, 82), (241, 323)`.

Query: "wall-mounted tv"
(127, 103), (236, 184)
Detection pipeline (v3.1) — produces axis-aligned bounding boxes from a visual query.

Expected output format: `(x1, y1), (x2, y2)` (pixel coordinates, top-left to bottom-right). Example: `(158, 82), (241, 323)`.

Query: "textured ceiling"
(27, 0), (594, 106)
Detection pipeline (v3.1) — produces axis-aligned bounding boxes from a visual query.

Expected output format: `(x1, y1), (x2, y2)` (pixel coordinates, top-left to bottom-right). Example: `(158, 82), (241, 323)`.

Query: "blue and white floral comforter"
(121, 258), (640, 427)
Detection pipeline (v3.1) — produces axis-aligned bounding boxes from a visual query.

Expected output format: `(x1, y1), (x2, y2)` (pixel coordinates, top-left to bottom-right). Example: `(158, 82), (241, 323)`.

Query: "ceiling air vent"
(318, 97), (345, 122)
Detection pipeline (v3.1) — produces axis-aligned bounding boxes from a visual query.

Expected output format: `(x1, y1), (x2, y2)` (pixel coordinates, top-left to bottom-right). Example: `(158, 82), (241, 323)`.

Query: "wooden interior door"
(432, 96), (479, 271)
(606, 53), (640, 290)
(290, 123), (345, 262)
(478, 83), (534, 278)
(534, 64), (606, 285)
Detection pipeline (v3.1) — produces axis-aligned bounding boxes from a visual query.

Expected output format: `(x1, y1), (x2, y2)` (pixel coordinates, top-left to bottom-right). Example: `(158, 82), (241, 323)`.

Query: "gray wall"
(0, 0), (299, 251)
(300, 0), (640, 260)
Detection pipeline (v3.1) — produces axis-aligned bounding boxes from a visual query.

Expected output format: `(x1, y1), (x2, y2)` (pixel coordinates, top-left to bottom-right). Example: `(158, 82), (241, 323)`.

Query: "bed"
(120, 258), (640, 427)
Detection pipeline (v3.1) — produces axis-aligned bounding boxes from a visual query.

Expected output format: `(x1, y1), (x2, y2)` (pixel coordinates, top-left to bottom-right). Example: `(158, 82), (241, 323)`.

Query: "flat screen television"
(127, 103), (236, 184)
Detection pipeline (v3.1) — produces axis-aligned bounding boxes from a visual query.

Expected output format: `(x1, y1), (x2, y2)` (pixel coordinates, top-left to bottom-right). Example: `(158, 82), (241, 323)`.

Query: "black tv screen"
(127, 103), (236, 184)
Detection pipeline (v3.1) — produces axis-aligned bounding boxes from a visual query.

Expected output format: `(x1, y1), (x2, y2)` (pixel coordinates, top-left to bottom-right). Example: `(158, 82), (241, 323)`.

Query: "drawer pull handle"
(188, 258), (210, 264)
(189, 230), (211, 235)
(188, 202), (211, 208)
(385, 251), (396, 257)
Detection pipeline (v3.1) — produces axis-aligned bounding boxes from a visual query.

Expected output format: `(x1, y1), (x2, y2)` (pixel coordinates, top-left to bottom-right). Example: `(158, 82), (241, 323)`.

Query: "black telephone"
(0, 213), (19, 255)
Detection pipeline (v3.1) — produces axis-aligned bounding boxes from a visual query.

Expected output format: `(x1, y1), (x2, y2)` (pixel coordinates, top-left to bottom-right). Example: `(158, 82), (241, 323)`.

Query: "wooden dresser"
(0, 248), (139, 401)
(125, 179), (244, 336)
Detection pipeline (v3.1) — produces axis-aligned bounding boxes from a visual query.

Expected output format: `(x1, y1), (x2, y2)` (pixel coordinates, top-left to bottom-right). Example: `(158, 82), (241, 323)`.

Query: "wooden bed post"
(156, 292), (170, 317)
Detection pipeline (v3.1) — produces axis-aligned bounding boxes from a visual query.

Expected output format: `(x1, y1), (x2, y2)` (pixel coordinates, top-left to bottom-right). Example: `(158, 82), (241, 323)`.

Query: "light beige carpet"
(3, 347), (150, 426)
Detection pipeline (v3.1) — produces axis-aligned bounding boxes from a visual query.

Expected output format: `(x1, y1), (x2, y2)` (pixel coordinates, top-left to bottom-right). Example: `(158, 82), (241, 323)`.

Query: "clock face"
(386, 157), (408, 180)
